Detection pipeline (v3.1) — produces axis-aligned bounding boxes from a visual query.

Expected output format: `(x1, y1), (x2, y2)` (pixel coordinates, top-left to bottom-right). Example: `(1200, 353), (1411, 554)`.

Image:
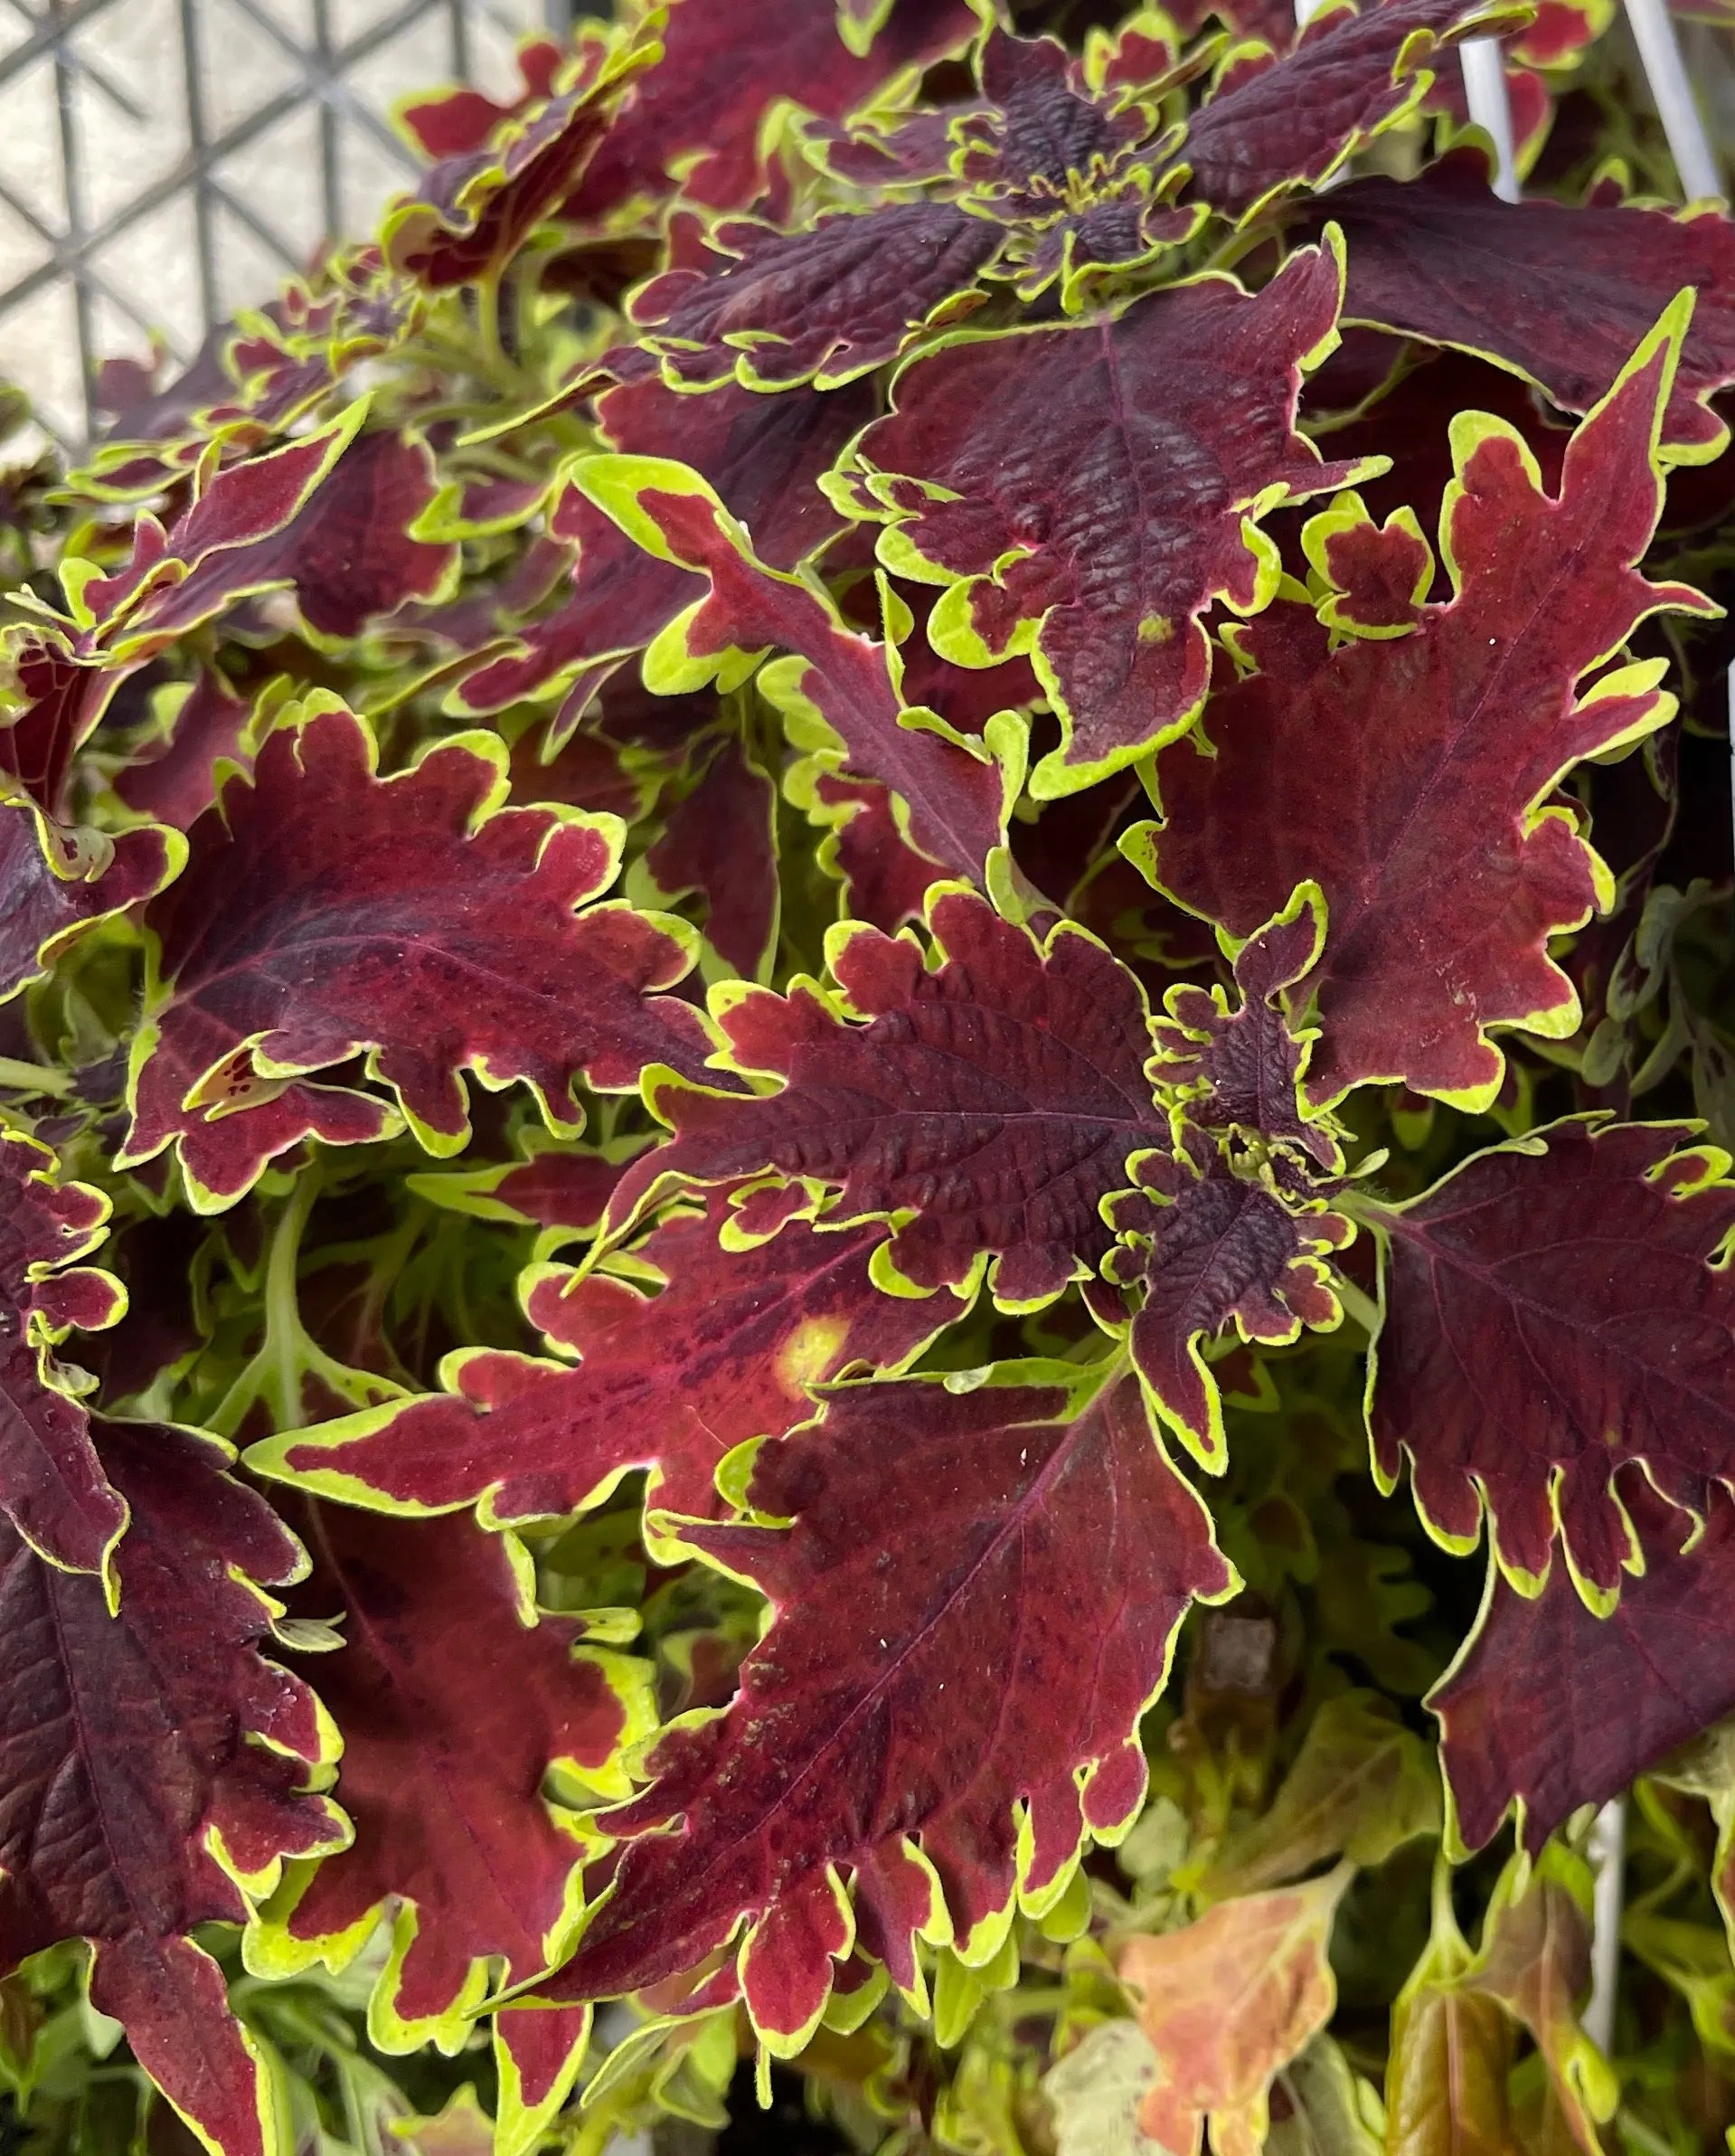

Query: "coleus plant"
(5, 2), (1735, 2154)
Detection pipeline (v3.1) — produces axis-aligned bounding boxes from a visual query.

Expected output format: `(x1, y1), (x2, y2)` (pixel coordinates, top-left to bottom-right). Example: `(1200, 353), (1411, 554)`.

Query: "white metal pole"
(1625, 0), (1722, 200)
(1583, 1795), (1628, 2057)
(1460, 38), (1522, 199)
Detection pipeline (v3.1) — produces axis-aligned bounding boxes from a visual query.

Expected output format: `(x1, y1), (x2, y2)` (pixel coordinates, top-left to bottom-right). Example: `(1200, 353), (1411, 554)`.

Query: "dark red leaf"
(112, 669), (253, 831)
(0, 1418), (344, 2156)
(0, 1127), (131, 1574)
(643, 737), (780, 980)
(455, 374), (872, 715)
(533, 1366), (1232, 2044)
(118, 698), (712, 1209)
(1105, 1128), (1351, 1463)
(0, 796), (183, 1005)
(567, 0), (978, 219)
(608, 887), (1166, 1307)
(1319, 146), (1735, 455)
(1177, 0), (1525, 220)
(1365, 1118), (1735, 1599)
(253, 1505), (639, 2044)
(626, 200), (1002, 391)
(1433, 1477), (1735, 1854)
(832, 241), (1365, 793)
(253, 1197), (962, 1527)
(1140, 306), (1711, 1110)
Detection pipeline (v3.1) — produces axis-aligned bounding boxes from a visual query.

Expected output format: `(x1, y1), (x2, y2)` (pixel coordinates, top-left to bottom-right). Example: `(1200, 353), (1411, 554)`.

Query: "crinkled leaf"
(568, 0), (978, 219)
(1138, 304), (1711, 1109)
(1117, 1864), (1353, 2156)
(1105, 1131), (1351, 1463)
(626, 200), (1001, 391)
(0, 1417), (344, 2156)
(119, 695), (712, 1209)
(1176, 0), (1526, 220)
(252, 1196), (964, 1527)
(1433, 1478), (1735, 1854)
(1319, 147), (1735, 455)
(0, 1126), (130, 1574)
(536, 1366), (1232, 2045)
(455, 374), (872, 715)
(0, 794), (184, 1005)
(383, 26), (655, 286)
(112, 670), (254, 831)
(610, 886), (1165, 1305)
(833, 241), (1366, 793)
(1365, 1117), (1735, 1599)
(253, 1505), (642, 2046)
(569, 457), (1021, 892)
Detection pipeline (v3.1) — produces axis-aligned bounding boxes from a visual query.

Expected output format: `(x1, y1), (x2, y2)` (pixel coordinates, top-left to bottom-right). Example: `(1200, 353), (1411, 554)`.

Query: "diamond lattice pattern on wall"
(0, 0), (552, 441)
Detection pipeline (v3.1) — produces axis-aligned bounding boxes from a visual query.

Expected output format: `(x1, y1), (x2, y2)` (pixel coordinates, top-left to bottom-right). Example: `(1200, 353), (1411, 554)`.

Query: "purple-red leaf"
(1106, 1130), (1351, 1465)
(253, 1505), (640, 2043)
(0, 795), (184, 1005)
(1432, 1477), (1735, 1855)
(1177, 0), (1527, 220)
(455, 374), (872, 715)
(533, 1366), (1232, 2044)
(832, 241), (1366, 793)
(0, 1418), (344, 2156)
(1139, 303), (1711, 1110)
(626, 200), (1001, 391)
(1319, 147), (1735, 455)
(642, 737), (780, 980)
(0, 1127), (129, 1574)
(118, 696), (712, 1209)
(608, 887), (1166, 1307)
(1366, 1118), (1735, 1599)
(569, 457), (1020, 893)
(251, 1196), (963, 1528)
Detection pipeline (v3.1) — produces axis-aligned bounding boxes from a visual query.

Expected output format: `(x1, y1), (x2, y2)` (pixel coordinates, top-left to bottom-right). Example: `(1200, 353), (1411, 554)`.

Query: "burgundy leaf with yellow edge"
(0, 1417), (345, 2156)
(1139, 303), (1711, 1109)
(567, 0), (978, 220)
(251, 1505), (644, 2055)
(607, 886), (1165, 1306)
(1363, 1117), (1735, 1600)
(0, 794), (184, 1005)
(1105, 1129), (1351, 1466)
(455, 374), (872, 715)
(830, 240), (1367, 794)
(625, 200), (1002, 392)
(118, 695), (712, 1210)
(532, 1365), (1232, 2047)
(566, 455), (1021, 893)
(1117, 1864), (1354, 2156)
(249, 1195), (964, 1527)
(382, 24), (655, 286)
(641, 737), (780, 979)
(1176, 0), (1527, 221)
(1318, 147), (1735, 457)
(1434, 1477), (1735, 1854)
(0, 1127), (130, 1574)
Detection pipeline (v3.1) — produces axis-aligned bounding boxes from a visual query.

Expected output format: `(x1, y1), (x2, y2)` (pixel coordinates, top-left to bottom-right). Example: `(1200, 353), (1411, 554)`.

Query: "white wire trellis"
(0, 0), (578, 442)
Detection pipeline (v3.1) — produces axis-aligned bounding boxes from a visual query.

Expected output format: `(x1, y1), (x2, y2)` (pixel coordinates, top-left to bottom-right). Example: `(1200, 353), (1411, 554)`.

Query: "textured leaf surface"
(642, 738), (779, 979)
(1322, 148), (1735, 454)
(1105, 1132), (1350, 1463)
(627, 202), (1001, 390)
(253, 1199), (962, 1526)
(570, 457), (1017, 891)
(1433, 1479), (1735, 1853)
(0, 1128), (129, 1574)
(0, 1418), (343, 2156)
(1366, 1118), (1735, 1598)
(1142, 310), (1709, 1108)
(119, 698), (712, 1207)
(1117, 1866), (1353, 2156)
(612, 887), (1165, 1304)
(834, 243), (1362, 792)
(455, 375), (872, 714)
(1178, 0), (1523, 219)
(255, 1506), (637, 2043)
(568, 0), (977, 217)
(0, 795), (183, 1004)
(537, 1368), (1231, 2042)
